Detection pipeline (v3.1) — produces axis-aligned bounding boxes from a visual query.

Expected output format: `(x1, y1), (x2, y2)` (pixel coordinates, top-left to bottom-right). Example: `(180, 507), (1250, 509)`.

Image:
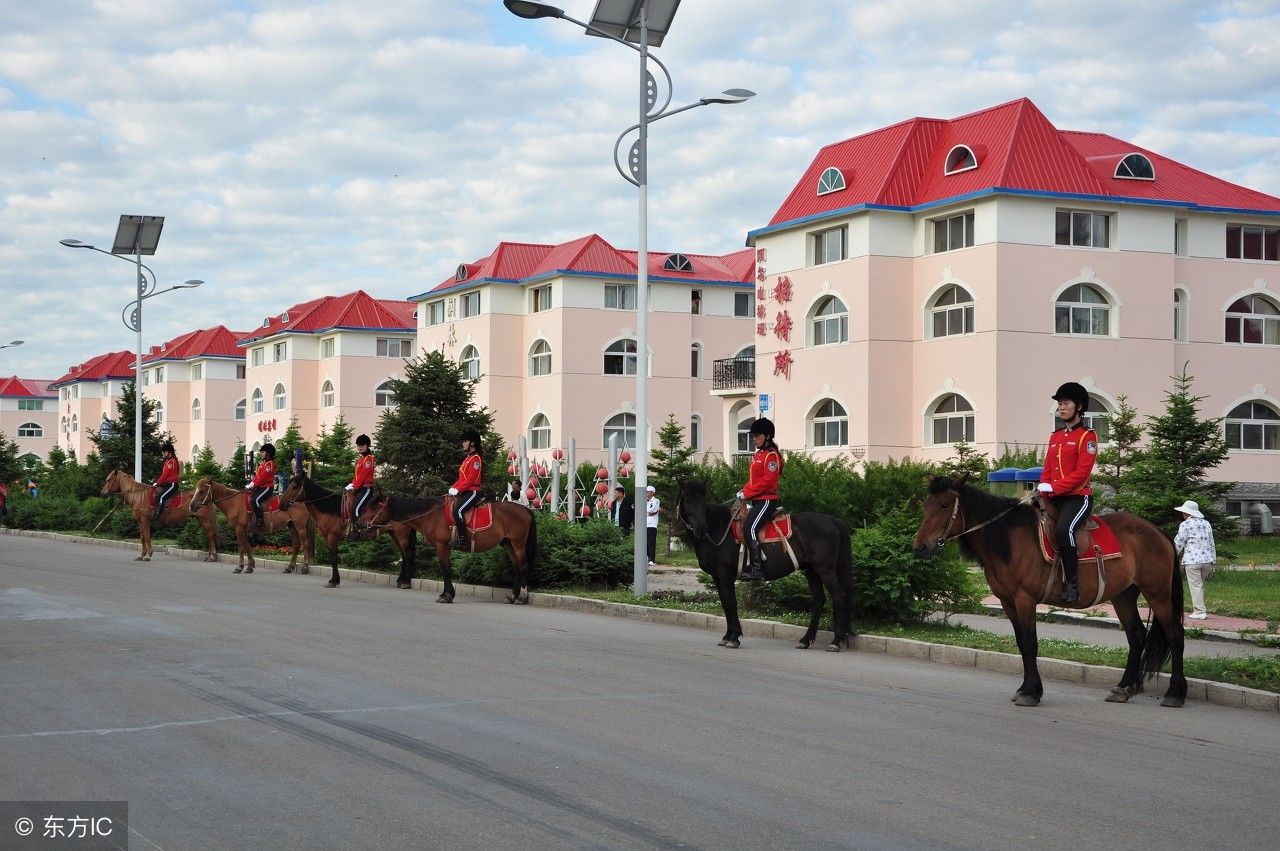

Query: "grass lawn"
(1223, 535), (1280, 565)
(1200, 569), (1280, 626)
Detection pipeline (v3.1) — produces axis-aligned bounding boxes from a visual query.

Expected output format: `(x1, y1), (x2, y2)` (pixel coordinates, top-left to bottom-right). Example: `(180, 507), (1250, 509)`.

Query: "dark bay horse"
(912, 473), (1186, 707)
(190, 477), (315, 575)
(675, 480), (855, 651)
(101, 468), (218, 562)
(277, 473), (415, 589)
(363, 493), (538, 604)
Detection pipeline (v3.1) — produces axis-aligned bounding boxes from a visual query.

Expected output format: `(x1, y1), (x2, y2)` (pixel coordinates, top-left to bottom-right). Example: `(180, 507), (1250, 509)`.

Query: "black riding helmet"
(461, 429), (482, 449)
(160, 441), (175, 455)
(748, 417), (775, 439)
(1051, 382), (1089, 414)
(260, 443), (276, 459)
(355, 433), (371, 448)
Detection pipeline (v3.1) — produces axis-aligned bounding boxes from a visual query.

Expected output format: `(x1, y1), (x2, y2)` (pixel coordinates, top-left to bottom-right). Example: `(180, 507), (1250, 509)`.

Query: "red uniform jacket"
(251, 459), (276, 489)
(452, 452), (483, 492)
(1040, 425), (1098, 497)
(743, 448), (782, 500)
(351, 452), (376, 489)
(155, 457), (180, 485)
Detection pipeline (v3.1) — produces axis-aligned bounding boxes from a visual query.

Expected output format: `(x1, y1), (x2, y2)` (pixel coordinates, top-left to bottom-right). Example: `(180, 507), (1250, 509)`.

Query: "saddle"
(730, 500), (799, 576)
(445, 497), (492, 533)
(149, 488), (184, 510)
(1036, 498), (1122, 607)
(242, 491), (280, 514)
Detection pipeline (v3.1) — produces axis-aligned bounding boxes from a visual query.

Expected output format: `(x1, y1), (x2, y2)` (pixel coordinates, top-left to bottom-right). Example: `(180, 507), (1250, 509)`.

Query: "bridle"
(676, 495), (739, 548)
(190, 481), (241, 511)
(932, 489), (1035, 548)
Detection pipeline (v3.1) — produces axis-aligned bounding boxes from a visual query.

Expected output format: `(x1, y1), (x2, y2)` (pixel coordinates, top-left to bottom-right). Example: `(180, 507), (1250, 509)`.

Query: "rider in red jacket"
(344, 434), (376, 526)
(249, 443), (276, 529)
(448, 429), (484, 548)
(153, 442), (180, 521)
(1039, 382), (1098, 603)
(738, 417), (782, 582)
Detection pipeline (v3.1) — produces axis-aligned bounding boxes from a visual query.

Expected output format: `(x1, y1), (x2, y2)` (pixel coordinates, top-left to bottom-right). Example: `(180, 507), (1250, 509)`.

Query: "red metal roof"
(142, 325), (250, 364)
(0, 376), (55, 398)
(50, 350), (137, 388)
(237, 290), (416, 345)
(416, 234), (756, 298)
(761, 97), (1280, 233)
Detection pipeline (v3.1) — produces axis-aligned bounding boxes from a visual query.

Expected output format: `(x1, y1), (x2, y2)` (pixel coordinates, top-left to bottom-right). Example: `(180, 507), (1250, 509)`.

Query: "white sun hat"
(1174, 500), (1203, 519)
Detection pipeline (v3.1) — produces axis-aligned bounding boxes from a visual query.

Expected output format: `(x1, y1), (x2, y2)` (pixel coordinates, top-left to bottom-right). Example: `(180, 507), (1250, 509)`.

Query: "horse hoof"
(244, 567), (253, 574)
(437, 594), (453, 603)
(725, 639), (740, 649)
(1160, 696), (1185, 708)
(1105, 688), (1132, 703)
(300, 567), (310, 575)
(1013, 694), (1040, 707)
(397, 581), (411, 589)
(717, 638), (730, 647)
(143, 556), (151, 562)
(825, 643), (841, 652)
(233, 568), (243, 574)
(794, 640), (811, 650)
(283, 567), (294, 574)
(134, 556), (144, 561)
(325, 581), (339, 589)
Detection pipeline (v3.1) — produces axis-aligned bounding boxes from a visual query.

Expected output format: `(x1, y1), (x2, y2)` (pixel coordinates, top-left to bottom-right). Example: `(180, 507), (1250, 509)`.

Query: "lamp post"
(60, 216), (201, 480)
(0, 339), (24, 352)
(505, 1), (753, 593)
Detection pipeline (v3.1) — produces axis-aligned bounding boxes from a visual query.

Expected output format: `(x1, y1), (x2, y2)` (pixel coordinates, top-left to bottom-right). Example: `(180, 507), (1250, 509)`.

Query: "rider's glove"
(448, 487), (459, 496)
(735, 491), (745, 500)
(1037, 483), (1054, 494)
(344, 484), (355, 491)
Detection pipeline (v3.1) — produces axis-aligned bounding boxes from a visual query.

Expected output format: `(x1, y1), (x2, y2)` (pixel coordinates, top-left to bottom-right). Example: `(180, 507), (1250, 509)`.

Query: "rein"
(677, 495), (739, 548)
(192, 484), (242, 510)
(935, 490), (1036, 548)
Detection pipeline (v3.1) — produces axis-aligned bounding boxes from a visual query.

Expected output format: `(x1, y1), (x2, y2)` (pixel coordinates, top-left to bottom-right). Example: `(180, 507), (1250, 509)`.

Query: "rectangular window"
(377, 338), (412, 358)
(1174, 219), (1188, 256)
(1055, 210), (1110, 248)
(604, 284), (637, 310)
(461, 291), (481, 318)
(236, 363), (246, 379)
(251, 347), (264, 367)
(17, 399), (43, 411)
(932, 211), (975, 253)
(321, 337), (335, 359)
(530, 285), (552, 313)
(191, 364), (202, 381)
(734, 292), (754, 317)
(426, 301), (445, 326)
(690, 289), (702, 315)
(1226, 224), (1280, 261)
(273, 342), (287, 363)
(811, 226), (847, 264)
(690, 418), (701, 450)
(142, 372), (149, 386)
(154, 366), (164, 384)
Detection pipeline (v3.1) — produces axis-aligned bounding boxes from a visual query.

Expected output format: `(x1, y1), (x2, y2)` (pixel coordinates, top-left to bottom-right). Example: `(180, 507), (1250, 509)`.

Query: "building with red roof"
(412, 233), (756, 466)
(0, 376), (57, 463)
(48, 350), (137, 461)
(236, 290), (416, 453)
(746, 97), (1280, 509)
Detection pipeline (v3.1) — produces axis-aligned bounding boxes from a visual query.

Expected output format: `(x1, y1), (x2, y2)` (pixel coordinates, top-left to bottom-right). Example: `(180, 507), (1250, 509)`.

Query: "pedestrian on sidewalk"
(1173, 499), (1216, 620)
(645, 485), (659, 566)
(611, 486), (633, 535)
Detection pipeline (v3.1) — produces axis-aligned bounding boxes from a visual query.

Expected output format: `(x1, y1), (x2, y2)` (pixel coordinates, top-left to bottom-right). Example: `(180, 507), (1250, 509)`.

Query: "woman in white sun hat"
(1173, 499), (1216, 619)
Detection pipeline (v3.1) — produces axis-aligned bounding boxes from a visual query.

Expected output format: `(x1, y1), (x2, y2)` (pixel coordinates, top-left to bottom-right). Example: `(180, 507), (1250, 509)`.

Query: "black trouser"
(1051, 494), (1092, 582)
(646, 526), (657, 563)
(155, 482), (178, 517)
(453, 490), (480, 538)
(744, 498), (778, 547)
(352, 486), (371, 522)
(253, 486), (273, 522)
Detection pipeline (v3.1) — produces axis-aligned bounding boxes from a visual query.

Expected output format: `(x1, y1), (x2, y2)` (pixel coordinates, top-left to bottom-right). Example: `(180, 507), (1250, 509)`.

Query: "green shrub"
(851, 506), (979, 623)
(447, 514), (630, 589)
(8, 493), (87, 530)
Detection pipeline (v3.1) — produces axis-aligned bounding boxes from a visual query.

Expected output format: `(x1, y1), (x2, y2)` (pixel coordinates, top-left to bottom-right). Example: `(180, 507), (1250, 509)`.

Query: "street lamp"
(505, 0), (753, 593)
(0, 339), (23, 351)
(60, 216), (202, 480)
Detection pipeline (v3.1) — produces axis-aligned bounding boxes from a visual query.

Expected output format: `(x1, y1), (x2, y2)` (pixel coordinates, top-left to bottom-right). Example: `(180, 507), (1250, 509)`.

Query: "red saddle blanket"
(150, 489), (185, 510)
(242, 492), (281, 513)
(731, 515), (793, 544)
(1039, 515), (1122, 563)
(446, 501), (492, 533)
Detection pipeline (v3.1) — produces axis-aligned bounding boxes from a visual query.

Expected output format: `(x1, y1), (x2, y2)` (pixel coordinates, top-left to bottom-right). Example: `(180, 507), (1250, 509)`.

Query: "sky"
(2, 0), (1279, 381)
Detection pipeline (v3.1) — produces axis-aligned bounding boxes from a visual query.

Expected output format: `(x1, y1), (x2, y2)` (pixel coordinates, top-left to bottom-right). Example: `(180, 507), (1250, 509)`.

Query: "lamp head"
(504, 1), (564, 19)
(177, 280), (204, 289)
(700, 88), (756, 105)
(4, 340), (23, 347)
(60, 239), (93, 249)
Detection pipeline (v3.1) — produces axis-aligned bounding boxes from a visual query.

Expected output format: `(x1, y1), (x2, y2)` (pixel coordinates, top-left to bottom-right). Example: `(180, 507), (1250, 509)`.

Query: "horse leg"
(202, 514), (218, 562)
(137, 517), (150, 561)
(796, 568), (824, 649)
(503, 539), (529, 605)
(437, 544), (455, 603)
(712, 559), (743, 648)
(284, 520), (299, 573)
(395, 529), (415, 589)
(1146, 574), (1187, 708)
(301, 518), (314, 574)
(1106, 585), (1147, 702)
(233, 522), (248, 573)
(817, 566), (850, 652)
(1002, 594), (1044, 706)
(325, 533), (341, 588)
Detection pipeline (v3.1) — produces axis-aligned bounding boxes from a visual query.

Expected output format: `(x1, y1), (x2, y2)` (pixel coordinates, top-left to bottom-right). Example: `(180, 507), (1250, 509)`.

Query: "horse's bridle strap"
(936, 491), (1035, 547)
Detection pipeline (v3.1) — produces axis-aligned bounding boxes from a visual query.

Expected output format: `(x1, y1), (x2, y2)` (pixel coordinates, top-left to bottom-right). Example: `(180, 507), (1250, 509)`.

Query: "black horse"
(676, 480), (856, 651)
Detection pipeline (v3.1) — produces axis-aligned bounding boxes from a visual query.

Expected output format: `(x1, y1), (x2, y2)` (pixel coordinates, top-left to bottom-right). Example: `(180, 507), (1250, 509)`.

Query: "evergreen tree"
(1092, 394), (1142, 510)
(311, 416), (358, 492)
(273, 418), (311, 477)
(940, 435), (990, 479)
(0, 430), (19, 486)
(1116, 366), (1233, 537)
(184, 444), (222, 488)
(648, 414), (697, 552)
(223, 442), (247, 487)
(88, 380), (173, 480)
(373, 351), (496, 496)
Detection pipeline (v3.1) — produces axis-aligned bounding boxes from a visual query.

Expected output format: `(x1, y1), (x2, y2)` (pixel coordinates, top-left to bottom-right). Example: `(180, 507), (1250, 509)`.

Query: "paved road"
(2, 535), (1278, 850)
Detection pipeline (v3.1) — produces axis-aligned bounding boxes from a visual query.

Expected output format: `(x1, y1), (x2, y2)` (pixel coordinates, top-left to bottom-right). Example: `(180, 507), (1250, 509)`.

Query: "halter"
(934, 490), (1035, 548)
(677, 495), (739, 548)
(191, 482), (242, 511)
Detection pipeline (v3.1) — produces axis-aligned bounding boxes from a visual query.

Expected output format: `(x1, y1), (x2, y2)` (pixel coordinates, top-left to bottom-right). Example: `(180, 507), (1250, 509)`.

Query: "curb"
(5, 528), (1277, 714)
(981, 602), (1280, 646)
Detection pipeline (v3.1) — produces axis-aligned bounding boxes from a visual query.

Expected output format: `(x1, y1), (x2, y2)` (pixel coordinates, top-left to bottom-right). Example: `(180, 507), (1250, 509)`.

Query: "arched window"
(944, 145), (977, 174)
(604, 339), (638, 375)
(930, 394), (974, 445)
(603, 412), (636, 449)
(663, 253), (694, 272)
(529, 340), (551, 376)
(60, 416), (67, 434)
(1115, 153), (1155, 180)
(810, 399), (849, 448)
(736, 415), (754, 456)
(1226, 401), (1280, 450)
(529, 413), (551, 450)
(459, 344), (480, 380)
(1055, 283), (1111, 336)
(273, 383), (286, 410)
(234, 398), (246, 421)
(375, 381), (396, 408)
(148, 407), (157, 427)
(929, 284), (975, 338)
(191, 398), (202, 422)
(689, 414), (702, 450)
(816, 166), (847, 195)
(810, 296), (849, 346)
(191, 444), (199, 461)
(735, 344), (755, 359)
(321, 380), (334, 408)
(1174, 289), (1188, 341)
(251, 388), (264, 414)
(1225, 294), (1280, 345)
(17, 422), (42, 438)
(690, 342), (703, 378)
(1053, 395), (1113, 444)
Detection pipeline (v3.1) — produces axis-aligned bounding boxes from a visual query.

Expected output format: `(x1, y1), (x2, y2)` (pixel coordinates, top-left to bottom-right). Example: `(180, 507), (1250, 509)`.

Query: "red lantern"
(619, 465), (630, 478)
(596, 466), (608, 480)
(507, 464), (517, 476)
(619, 450), (632, 463)
(531, 497), (543, 509)
(594, 481), (608, 495)
(580, 505), (592, 517)
(528, 476), (540, 488)
(552, 448), (564, 461)
(507, 450), (518, 461)
(525, 487), (536, 501)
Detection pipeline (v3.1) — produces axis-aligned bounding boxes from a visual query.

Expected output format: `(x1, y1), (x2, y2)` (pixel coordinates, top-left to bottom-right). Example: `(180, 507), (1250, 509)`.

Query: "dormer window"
(262, 317), (270, 327)
(663, 253), (694, 272)
(1115, 153), (1155, 180)
(279, 312), (289, 323)
(455, 264), (469, 282)
(944, 145), (978, 175)
(816, 167), (847, 195)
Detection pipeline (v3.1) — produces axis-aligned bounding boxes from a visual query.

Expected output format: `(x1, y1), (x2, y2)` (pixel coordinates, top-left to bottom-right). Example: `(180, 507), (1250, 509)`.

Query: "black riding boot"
(1059, 549), (1080, 603)
(741, 541), (765, 582)
(253, 509), (264, 531)
(452, 524), (468, 550)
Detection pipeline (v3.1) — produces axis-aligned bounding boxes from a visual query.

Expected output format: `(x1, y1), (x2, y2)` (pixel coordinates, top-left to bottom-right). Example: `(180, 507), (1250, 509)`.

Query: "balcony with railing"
(711, 356), (755, 396)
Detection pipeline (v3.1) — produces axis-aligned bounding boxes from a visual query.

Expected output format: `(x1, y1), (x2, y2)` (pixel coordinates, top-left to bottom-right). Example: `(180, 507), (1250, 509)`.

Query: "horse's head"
(362, 493), (391, 529)
(190, 477), (214, 510)
(277, 473), (306, 509)
(101, 468), (121, 496)
(676, 479), (712, 539)
(912, 472), (969, 558)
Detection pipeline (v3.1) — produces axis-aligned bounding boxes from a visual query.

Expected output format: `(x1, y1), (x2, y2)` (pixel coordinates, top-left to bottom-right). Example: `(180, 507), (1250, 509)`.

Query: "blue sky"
(1, 0), (1278, 382)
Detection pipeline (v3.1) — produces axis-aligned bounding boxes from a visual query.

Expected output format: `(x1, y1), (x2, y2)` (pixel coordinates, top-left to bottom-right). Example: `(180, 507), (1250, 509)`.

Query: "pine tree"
(1116, 365), (1233, 537)
(88, 379), (173, 480)
(184, 444), (222, 488)
(940, 435), (990, 479)
(1092, 394), (1142, 509)
(0, 430), (20, 486)
(273, 418), (311, 477)
(223, 442), (247, 487)
(311, 416), (357, 492)
(373, 351), (496, 496)
(648, 414), (697, 551)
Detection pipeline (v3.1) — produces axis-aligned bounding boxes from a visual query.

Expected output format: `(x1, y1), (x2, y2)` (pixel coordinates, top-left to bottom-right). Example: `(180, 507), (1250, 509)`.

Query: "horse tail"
(1140, 533), (1180, 681)
(524, 506), (538, 575)
(836, 519), (856, 636)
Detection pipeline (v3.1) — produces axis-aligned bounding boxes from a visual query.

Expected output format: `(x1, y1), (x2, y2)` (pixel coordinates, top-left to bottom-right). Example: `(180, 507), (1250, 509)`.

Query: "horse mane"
(297, 474), (342, 515)
(110, 469), (152, 512)
(928, 474), (1038, 563)
(386, 494), (441, 518)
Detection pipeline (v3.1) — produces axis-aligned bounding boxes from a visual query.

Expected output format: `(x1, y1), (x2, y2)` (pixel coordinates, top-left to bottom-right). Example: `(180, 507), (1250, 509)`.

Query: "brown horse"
(912, 473), (1186, 707)
(277, 473), (416, 589)
(363, 491), (538, 604)
(190, 477), (316, 575)
(100, 468), (218, 562)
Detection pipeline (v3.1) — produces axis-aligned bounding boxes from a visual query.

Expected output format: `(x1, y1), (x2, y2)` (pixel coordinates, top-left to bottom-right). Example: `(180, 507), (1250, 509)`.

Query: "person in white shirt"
(1173, 500), (1216, 619)
(645, 485), (660, 567)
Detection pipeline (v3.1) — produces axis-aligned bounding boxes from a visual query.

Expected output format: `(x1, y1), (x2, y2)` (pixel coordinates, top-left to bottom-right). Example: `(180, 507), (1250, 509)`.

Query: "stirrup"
(1059, 580), (1079, 603)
